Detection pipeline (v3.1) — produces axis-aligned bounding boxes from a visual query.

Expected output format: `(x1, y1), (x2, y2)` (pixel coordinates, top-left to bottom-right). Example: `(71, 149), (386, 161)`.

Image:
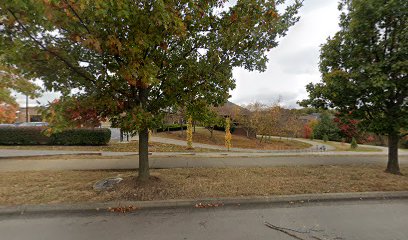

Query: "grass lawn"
(314, 140), (383, 152)
(0, 141), (218, 153)
(1, 165), (407, 206)
(157, 128), (311, 150)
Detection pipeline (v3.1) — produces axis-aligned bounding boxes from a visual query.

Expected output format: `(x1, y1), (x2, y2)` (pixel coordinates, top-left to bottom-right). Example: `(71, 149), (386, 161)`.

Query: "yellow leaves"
(225, 117), (232, 151)
(69, 34), (81, 42)
(122, 71), (136, 86)
(194, 202), (224, 208)
(82, 36), (102, 53)
(119, 61), (141, 86)
(185, 14), (192, 22)
(267, 9), (279, 19)
(186, 116), (193, 149)
(0, 104), (18, 124)
(230, 11), (238, 23)
(107, 36), (122, 55)
(108, 205), (139, 213)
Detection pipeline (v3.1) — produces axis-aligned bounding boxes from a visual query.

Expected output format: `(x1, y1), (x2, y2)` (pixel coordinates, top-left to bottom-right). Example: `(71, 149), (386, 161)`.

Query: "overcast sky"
(230, 0), (341, 108)
(16, 0), (341, 108)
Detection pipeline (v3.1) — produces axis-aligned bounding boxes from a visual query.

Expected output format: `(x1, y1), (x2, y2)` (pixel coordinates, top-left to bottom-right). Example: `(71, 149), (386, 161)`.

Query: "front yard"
(157, 128), (312, 150)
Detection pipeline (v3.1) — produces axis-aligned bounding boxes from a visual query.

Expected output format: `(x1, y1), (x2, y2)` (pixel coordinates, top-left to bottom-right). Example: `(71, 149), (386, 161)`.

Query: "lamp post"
(25, 95), (29, 122)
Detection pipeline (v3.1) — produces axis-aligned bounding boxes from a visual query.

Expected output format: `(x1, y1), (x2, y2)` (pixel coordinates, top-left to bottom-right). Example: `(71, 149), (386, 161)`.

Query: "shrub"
(350, 137), (358, 149)
(214, 124), (236, 133)
(401, 136), (408, 149)
(312, 112), (341, 141)
(156, 124), (187, 132)
(323, 134), (329, 142)
(0, 126), (50, 145)
(51, 128), (111, 145)
(0, 127), (111, 145)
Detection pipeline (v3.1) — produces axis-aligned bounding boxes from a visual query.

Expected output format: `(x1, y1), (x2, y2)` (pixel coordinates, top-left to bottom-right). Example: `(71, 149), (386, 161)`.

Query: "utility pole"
(25, 95), (29, 122)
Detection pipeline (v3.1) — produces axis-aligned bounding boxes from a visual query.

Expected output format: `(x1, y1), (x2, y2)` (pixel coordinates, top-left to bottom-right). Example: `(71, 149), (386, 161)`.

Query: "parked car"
(0, 124), (16, 127)
(17, 122), (49, 127)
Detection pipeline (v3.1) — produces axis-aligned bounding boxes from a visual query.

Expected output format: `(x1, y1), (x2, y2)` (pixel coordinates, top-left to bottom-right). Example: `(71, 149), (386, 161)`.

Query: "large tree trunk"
(386, 132), (400, 174)
(138, 127), (150, 181)
(138, 87), (150, 181)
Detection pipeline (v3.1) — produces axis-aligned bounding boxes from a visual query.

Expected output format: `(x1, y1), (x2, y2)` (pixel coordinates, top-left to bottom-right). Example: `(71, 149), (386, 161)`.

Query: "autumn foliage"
(42, 97), (105, 132)
(303, 124), (313, 139)
(0, 103), (17, 123)
(334, 115), (360, 142)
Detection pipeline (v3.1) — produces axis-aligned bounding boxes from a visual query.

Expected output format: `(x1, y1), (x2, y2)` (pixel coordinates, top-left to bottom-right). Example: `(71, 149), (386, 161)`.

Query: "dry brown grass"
(157, 128), (311, 150)
(0, 141), (218, 152)
(1, 165), (407, 206)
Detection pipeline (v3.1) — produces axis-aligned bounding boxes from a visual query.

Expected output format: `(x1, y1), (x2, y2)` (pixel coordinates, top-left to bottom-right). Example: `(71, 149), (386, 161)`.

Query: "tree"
(225, 117), (232, 151)
(1, 0), (302, 180)
(201, 108), (223, 139)
(281, 110), (302, 138)
(0, 103), (17, 123)
(264, 104), (282, 139)
(244, 102), (280, 142)
(303, 123), (313, 139)
(300, 0), (407, 174)
(312, 112), (341, 141)
(0, 61), (40, 115)
(0, 62), (40, 124)
(41, 97), (105, 134)
(350, 137), (358, 149)
(186, 115), (193, 149)
(333, 114), (360, 142)
(235, 107), (256, 138)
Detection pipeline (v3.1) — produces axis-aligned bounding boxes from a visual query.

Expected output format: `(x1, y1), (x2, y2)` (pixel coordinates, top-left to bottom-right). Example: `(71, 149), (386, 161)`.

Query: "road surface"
(1, 199), (407, 240)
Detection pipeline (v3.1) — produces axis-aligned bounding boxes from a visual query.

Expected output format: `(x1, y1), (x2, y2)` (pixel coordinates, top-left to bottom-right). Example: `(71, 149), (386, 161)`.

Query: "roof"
(215, 101), (250, 117)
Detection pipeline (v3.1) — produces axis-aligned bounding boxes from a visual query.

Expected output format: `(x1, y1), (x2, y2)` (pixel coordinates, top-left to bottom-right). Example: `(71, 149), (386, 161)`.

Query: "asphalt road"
(1, 199), (407, 240)
(0, 155), (407, 171)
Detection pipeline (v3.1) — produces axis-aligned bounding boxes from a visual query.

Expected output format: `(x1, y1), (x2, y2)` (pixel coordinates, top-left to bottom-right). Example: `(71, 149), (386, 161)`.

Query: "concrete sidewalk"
(1, 155), (408, 172)
(0, 147), (406, 160)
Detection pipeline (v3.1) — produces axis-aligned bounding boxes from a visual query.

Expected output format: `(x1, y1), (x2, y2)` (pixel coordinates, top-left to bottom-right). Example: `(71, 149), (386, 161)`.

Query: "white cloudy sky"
(16, 0), (341, 108)
(230, 0), (341, 107)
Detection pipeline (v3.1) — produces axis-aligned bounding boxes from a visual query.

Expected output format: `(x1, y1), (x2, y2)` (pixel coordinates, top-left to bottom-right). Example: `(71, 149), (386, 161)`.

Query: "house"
(15, 107), (43, 123)
(214, 101), (256, 138)
(299, 113), (321, 124)
(215, 101), (250, 119)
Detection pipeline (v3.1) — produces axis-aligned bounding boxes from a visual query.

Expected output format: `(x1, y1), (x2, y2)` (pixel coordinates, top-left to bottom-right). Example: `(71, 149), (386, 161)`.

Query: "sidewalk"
(0, 147), (403, 160)
(1, 154), (407, 172)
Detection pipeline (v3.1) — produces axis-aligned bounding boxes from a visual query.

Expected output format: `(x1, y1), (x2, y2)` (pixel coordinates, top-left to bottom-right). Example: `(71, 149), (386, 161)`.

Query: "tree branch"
(8, 9), (97, 85)
(64, 0), (91, 34)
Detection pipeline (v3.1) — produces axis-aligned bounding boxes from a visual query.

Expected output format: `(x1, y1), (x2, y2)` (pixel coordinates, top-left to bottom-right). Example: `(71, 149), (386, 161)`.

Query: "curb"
(0, 152), (102, 159)
(1, 191), (407, 216)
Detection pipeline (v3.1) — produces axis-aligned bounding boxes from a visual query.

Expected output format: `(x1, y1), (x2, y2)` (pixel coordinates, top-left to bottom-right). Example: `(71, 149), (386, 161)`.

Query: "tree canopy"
(300, 0), (408, 174)
(0, 0), (302, 180)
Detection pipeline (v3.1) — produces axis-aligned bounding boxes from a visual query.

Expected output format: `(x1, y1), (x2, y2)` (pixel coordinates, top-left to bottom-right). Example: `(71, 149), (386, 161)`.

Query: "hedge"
(0, 127), (111, 145)
(401, 137), (408, 149)
(156, 124), (187, 132)
(214, 125), (236, 133)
